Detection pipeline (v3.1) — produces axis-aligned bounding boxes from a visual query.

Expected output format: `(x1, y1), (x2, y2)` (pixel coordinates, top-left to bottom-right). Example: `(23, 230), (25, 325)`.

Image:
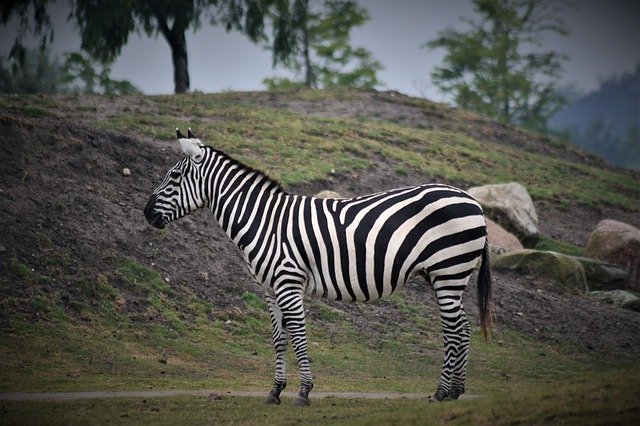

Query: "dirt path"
(0, 390), (479, 401)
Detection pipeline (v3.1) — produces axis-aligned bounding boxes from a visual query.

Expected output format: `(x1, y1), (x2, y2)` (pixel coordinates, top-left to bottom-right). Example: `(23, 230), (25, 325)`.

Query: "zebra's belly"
(303, 262), (420, 302)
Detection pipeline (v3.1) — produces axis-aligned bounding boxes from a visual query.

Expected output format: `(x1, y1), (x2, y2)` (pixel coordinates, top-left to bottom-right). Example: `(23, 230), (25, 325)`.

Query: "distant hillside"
(548, 65), (640, 170)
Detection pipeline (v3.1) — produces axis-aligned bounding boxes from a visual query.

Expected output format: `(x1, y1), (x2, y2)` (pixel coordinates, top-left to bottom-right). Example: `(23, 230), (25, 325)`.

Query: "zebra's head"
(144, 128), (210, 229)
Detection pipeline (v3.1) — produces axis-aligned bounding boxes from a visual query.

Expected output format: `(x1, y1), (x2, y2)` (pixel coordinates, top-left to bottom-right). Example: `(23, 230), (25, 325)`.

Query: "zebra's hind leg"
(449, 306), (470, 400)
(265, 292), (288, 405)
(431, 272), (473, 402)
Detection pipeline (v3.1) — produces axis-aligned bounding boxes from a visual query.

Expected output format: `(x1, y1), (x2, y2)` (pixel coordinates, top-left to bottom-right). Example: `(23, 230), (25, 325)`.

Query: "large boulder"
(485, 218), (524, 253)
(584, 220), (640, 289)
(468, 182), (539, 247)
(588, 290), (640, 312)
(571, 256), (629, 291)
(493, 249), (586, 294)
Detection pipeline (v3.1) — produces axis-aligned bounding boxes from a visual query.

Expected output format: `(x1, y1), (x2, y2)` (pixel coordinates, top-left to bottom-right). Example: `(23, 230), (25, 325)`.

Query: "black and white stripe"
(144, 130), (493, 406)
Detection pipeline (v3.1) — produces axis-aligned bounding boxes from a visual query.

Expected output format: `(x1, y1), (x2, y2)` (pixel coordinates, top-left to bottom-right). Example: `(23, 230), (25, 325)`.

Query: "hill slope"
(0, 90), (639, 403)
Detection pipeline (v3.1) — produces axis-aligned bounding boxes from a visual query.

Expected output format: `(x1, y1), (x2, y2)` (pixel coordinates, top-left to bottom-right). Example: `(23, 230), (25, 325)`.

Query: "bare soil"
(0, 93), (639, 367)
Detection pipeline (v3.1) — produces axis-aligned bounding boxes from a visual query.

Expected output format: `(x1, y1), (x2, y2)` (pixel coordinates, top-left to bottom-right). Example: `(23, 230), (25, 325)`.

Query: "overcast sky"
(1, 0), (639, 102)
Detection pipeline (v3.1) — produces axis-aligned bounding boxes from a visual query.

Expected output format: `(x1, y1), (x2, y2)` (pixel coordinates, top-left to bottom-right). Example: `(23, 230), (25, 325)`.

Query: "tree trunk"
(152, 9), (190, 94)
(169, 31), (189, 94)
(301, 0), (314, 88)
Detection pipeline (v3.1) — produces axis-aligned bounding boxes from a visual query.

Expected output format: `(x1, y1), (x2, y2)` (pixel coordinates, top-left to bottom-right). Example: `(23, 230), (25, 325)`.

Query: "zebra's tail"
(477, 240), (494, 342)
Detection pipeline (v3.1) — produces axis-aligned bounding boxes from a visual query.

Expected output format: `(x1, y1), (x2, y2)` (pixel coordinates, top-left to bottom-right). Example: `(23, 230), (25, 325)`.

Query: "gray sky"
(2, 0), (639, 101)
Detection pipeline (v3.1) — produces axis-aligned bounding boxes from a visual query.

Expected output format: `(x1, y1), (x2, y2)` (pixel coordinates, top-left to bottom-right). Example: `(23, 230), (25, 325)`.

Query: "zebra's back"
(286, 184), (487, 302)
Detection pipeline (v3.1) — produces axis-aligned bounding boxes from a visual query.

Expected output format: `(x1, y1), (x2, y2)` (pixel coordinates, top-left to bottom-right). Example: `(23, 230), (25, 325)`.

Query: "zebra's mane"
(206, 146), (289, 195)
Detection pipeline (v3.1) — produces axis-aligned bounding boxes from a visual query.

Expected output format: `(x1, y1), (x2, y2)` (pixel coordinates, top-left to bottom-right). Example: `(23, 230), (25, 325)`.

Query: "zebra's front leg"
(431, 279), (469, 402)
(277, 290), (313, 407)
(265, 292), (288, 405)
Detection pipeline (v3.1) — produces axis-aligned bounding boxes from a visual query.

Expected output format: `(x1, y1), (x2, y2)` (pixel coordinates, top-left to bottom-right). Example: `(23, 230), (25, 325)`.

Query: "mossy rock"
(622, 299), (640, 313)
(588, 290), (640, 312)
(570, 256), (629, 290)
(493, 250), (587, 295)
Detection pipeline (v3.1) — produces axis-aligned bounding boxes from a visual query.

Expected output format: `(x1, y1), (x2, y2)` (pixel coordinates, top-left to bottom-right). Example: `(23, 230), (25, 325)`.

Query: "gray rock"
(584, 220), (640, 290)
(570, 256), (629, 290)
(588, 290), (640, 312)
(493, 249), (586, 295)
(468, 182), (539, 247)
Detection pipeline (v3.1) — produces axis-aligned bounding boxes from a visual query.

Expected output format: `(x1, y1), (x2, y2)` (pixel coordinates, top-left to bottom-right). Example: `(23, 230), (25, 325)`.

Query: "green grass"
(1, 257), (638, 423)
(1, 369), (638, 425)
(534, 236), (584, 256)
(0, 258), (628, 395)
(113, 97), (638, 210)
(3, 91), (637, 210)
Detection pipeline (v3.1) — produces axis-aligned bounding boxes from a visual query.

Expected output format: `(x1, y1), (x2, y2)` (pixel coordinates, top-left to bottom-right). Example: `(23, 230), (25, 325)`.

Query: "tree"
(0, 47), (140, 95)
(425, 0), (570, 130)
(0, 47), (66, 94)
(2, 1), (268, 94)
(265, 0), (382, 89)
(0, 0), (53, 64)
(63, 52), (140, 95)
(70, 0), (268, 94)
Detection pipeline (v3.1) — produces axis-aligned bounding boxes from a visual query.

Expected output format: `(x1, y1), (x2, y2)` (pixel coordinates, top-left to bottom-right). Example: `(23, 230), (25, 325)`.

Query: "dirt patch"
(0, 99), (638, 365)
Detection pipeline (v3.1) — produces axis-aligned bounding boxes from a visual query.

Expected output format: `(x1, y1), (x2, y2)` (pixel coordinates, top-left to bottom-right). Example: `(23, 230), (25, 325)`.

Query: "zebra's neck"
(207, 150), (288, 252)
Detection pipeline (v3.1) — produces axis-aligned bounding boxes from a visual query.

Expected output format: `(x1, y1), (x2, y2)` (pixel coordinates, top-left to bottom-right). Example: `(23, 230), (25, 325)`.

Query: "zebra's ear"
(178, 137), (204, 160)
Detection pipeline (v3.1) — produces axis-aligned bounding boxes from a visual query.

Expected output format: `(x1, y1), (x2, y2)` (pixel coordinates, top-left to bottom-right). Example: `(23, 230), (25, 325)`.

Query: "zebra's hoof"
(265, 395), (281, 405)
(428, 394), (451, 403)
(428, 395), (441, 403)
(293, 396), (310, 407)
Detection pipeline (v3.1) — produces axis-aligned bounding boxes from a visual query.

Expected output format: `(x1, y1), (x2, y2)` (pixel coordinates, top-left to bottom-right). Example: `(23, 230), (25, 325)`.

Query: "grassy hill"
(0, 89), (639, 424)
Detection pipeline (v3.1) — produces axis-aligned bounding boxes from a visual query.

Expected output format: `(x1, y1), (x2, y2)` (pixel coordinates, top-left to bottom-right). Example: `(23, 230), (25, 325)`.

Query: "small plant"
(394, 166), (409, 176)
(242, 291), (267, 311)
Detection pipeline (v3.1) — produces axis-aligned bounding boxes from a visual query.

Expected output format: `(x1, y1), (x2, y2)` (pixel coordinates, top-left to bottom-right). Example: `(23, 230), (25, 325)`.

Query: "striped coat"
(145, 130), (493, 406)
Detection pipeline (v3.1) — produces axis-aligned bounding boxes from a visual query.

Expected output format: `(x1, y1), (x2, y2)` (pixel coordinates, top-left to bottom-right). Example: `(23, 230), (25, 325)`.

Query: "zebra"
(144, 128), (493, 406)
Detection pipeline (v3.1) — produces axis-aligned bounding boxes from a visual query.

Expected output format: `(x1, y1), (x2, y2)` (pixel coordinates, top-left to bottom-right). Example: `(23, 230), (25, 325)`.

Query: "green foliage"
(0, 47), (139, 95)
(266, 0), (382, 89)
(0, 0), (53, 63)
(262, 76), (307, 91)
(1, 1), (268, 94)
(0, 48), (68, 94)
(70, 0), (267, 93)
(63, 52), (140, 95)
(426, 0), (570, 131)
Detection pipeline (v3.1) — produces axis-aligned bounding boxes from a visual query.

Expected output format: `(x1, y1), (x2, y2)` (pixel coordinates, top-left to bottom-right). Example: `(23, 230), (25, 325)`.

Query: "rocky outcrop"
(485, 218), (523, 253)
(468, 182), (539, 247)
(588, 290), (640, 312)
(584, 220), (640, 289)
(571, 257), (629, 291)
(493, 250), (586, 294)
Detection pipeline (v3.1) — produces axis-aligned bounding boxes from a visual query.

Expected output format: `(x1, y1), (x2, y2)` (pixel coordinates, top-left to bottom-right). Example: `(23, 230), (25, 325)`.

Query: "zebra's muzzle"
(144, 194), (166, 229)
